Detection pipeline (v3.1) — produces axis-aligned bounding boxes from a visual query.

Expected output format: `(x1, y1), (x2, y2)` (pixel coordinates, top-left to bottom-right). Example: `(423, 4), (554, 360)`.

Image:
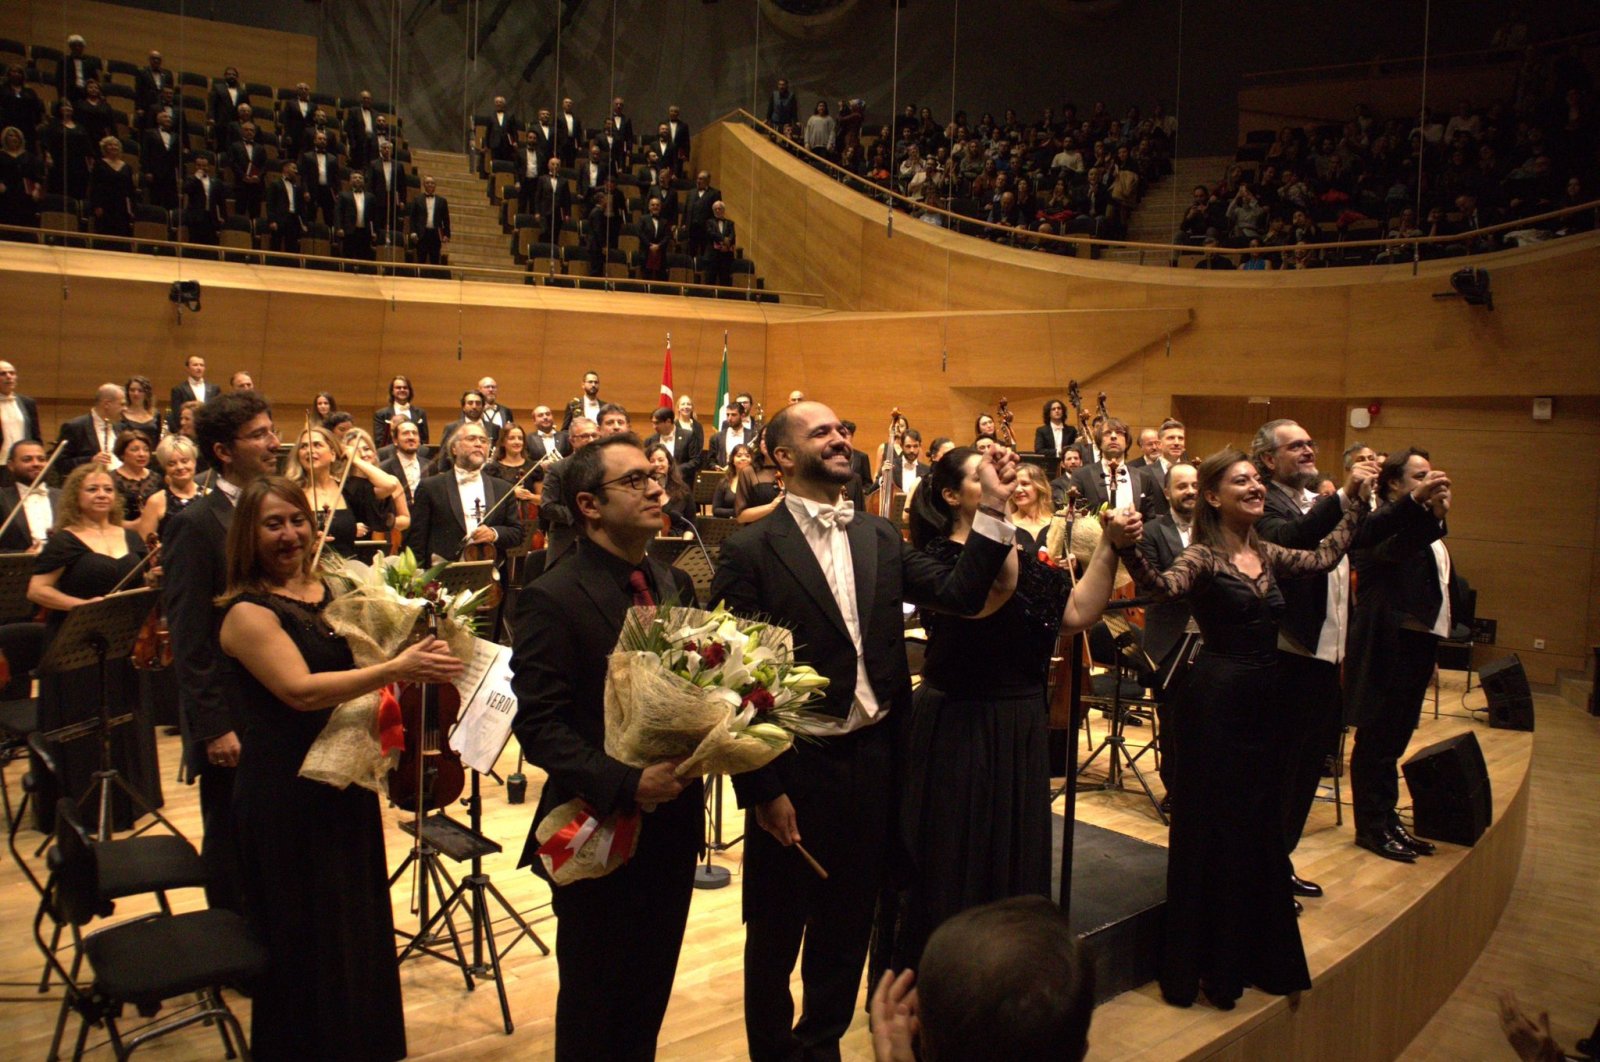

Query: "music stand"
(0, 553), (40, 624)
(1075, 602), (1168, 826)
(38, 589), (180, 842)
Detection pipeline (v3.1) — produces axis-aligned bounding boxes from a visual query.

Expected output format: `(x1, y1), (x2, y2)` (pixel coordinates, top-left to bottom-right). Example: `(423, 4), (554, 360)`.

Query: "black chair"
(696, 516), (740, 550)
(36, 799), (264, 1061)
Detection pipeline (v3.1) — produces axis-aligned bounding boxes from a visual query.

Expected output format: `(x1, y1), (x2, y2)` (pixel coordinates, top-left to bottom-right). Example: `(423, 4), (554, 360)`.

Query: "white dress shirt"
(91, 412), (121, 470)
(1428, 540), (1452, 637)
(1272, 482), (1350, 665)
(0, 395), (26, 460)
(397, 453), (421, 493)
(188, 378), (207, 401)
(582, 396), (601, 422)
(16, 482), (52, 546)
(722, 427), (746, 455)
(1050, 424), (1065, 453)
(424, 196), (437, 227)
(456, 467), (488, 538)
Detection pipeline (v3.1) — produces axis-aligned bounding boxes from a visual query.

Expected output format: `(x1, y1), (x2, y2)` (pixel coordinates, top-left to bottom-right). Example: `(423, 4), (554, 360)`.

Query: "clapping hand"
(1344, 458), (1379, 501)
(1104, 507), (1143, 548)
(977, 446), (1021, 508)
(1411, 469), (1451, 517)
(870, 970), (919, 1062)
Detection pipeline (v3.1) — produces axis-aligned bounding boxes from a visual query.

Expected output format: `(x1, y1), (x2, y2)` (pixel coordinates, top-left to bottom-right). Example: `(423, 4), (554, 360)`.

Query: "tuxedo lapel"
(443, 475), (466, 532)
(765, 507), (851, 641)
(846, 516), (878, 637)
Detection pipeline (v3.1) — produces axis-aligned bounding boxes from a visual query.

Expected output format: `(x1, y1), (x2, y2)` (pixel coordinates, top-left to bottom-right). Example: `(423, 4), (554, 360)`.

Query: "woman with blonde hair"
(339, 426), (409, 543)
(1008, 463), (1055, 548)
(89, 134), (134, 239)
(285, 425), (399, 557)
(135, 433), (208, 541)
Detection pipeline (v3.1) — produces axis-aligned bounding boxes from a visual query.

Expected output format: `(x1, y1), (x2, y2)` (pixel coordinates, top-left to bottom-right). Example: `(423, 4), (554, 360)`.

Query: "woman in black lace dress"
(889, 446), (1137, 970)
(111, 430), (163, 523)
(218, 477), (461, 1061)
(1117, 448), (1368, 1011)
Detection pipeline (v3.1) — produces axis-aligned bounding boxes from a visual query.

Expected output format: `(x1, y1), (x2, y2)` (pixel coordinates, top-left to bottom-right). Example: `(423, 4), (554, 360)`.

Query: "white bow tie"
(813, 500), (854, 530)
(457, 470), (481, 484)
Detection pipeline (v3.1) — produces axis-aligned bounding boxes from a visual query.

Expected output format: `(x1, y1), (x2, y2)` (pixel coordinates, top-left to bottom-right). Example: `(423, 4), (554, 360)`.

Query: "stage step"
(405, 148), (520, 277)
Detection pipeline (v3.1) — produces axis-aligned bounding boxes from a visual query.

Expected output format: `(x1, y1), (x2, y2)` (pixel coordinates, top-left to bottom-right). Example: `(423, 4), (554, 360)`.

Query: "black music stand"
(0, 552), (39, 624)
(1075, 604), (1168, 826)
(38, 589), (180, 842)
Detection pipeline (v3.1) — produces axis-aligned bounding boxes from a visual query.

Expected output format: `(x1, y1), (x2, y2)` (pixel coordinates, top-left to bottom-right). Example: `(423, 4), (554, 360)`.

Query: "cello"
(997, 396), (1017, 450)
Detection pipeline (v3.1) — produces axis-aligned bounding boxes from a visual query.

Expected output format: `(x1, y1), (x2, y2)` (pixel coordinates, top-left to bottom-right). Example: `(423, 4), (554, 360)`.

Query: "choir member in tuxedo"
(168, 355), (220, 433)
(477, 377), (514, 435)
(366, 139), (404, 229)
(514, 129), (550, 216)
(139, 110), (182, 209)
(597, 118), (629, 174)
(0, 360), (41, 463)
(182, 154), (226, 245)
(343, 91), (381, 170)
(1067, 418), (1161, 517)
(1139, 462), (1199, 802)
(705, 201), (737, 287)
(1033, 398), (1078, 458)
(526, 405), (567, 463)
(576, 142), (614, 201)
(373, 375), (429, 447)
(1344, 448), (1458, 864)
(407, 176), (450, 265)
(0, 441), (58, 551)
(646, 166), (679, 227)
(133, 51), (173, 118)
(647, 125), (675, 172)
(531, 156), (571, 235)
(638, 196), (674, 281)
(665, 105), (691, 166)
(205, 67), (244, 142)
(562, 371), (604, 432)
(56, 384), (126, 473)
(278, 83), (314, 156)
(265, 163), (305, 253)
(609, 98), (635, 153)
(510, 434), (701, 1060)
(538, 417), (598, 569)
(296, 110), (340, 158)
(298, 131), (340, 226)
(554, 97), (583, 167)
(227, 122), (267, 219)
(710, 401), (1020, 1062)
(531, 109), (556, 163)
(336, 170), (378, 260)
(485, 96), (521, 164)
(214, 102), (252, 154)
(163, 390), (281, 910)
(403, 423), (524, 565)
(685, 171), (721, 258)
(59, 37), (102, 103)
(377, 419), (427, 509)
(707, 404), (751, 469)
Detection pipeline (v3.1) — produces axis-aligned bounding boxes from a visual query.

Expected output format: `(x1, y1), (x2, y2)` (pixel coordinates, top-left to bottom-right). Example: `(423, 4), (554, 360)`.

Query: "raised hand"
(978, 446), (1021, 509)
(1344, 457), (1379, 501)
(1104, 507), (1144, 549)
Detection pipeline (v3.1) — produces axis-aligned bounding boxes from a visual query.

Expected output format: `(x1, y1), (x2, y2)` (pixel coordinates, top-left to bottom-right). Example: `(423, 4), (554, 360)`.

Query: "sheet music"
(448, 637), (518, 773)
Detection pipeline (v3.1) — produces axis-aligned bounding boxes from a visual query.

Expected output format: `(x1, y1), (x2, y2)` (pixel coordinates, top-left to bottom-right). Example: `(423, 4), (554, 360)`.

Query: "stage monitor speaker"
(1403, 731), (1491, 847)
(1480, 654), (1535, 731)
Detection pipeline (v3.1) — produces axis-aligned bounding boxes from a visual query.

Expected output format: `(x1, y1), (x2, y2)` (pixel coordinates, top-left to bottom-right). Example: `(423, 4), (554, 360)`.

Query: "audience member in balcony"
(530, 155), (571, 234)
(3, 67), (45, 152)
(805, 100), (838, 160)
(182, 154), (225, 244)
(685, 170), (721, 258)
(58, 35), (101, 103)
(1225, 184), (1268, 245)
(297, 108), (340, 158)
(555, 97), (584, 167)
(638, 195), (673, 280)
(89, 135), (134, 240)
(266, 162), (305, 253)
(1281, 243), (1325, 270)
(767, 78), (798, 130)
(485, 95), (519, 165)
(1239, 240), (1273, 270)
(577, 142), (615, 201)
(705, 200), (736, 287)
(337, 170), (378, 261)
(133, 50), (173, 118)
(345, 90), (381, 170)
(299, 130), (341, 227)
(36, 102), (95, 200)
(597, 117), (628, 173)
(1556, 176), (1595, 234)
(141, 109), (182, 210)
(366, 138), (405, 229)
(74, 79), (115, 146)
(0, 126), (43, 232)
(665, 104), (691, 166)
(408, 176), (450, 265)
(228, 121), (267, 220)
(206, 67), (245, 143)
(1192, 237), (1235, 270)
(279, 82), (314, 153)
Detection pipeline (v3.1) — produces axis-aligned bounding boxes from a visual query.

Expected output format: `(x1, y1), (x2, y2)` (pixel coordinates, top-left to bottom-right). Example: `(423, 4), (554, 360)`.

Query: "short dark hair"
(196, 391), (272, 468)
(597, 402), (629, 425)
(917, 896), (1095, 1062)
(901, 428), (922, 445)
(1378, 446), (1429, 502)
(562, 433), (643, 516)
(1158, 418), (1184, 433)
(840, 419), (857, 434)
(323, 410), (353, 431)
(112, 429), (153, 460)
(461, 388), (484, 406)
(651, 406), (674, 424)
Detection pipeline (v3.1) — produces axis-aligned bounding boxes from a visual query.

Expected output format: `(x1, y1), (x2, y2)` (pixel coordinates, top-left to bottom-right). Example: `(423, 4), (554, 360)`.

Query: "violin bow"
(0, 439), (69, 544)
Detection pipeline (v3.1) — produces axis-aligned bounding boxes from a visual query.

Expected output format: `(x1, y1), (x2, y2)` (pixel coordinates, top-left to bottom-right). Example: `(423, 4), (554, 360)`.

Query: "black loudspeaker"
(1403, 731), (1492, 847)
(1480, 654), (1535, 731)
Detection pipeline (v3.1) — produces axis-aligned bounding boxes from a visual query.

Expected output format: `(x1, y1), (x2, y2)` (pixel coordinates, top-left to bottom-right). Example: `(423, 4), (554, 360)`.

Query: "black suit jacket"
(670, 422), (703, 479)
(1345, 501), (1461, 727)
(373, 406), (429, 447)
(0, 482), (58, 551)
(56, 413), (113, 472)
(707, 427), (750, 469)
(297, 149), (341, 194)
(378, 453), (427, 509)
(706, 216), (736, 251)
(168, 381), (221, 433)
(576, 158), (615, 200)
(554, 111), (584, 162)
(526, 431), (567, 462)
(226, 141), (266, 185)
(207, 82), (245, 132)
(407, 194), (451, 238)
(365, 158), (406, 215)
(163, 488), (238, 774)
(665, 119), (692, 162)
(337, 190), (378, 240)
(343, 108), (380, 167)
(278, 98), (314, 150)
(58, 55), (104, 100)
(637, 214), (673, 252)
(1137, 515), (1194, 668)
(1032, 422), (1079, 457)
(140, 128), (182, 189)
(711, 504), (1011, 807)
(511, 539), (701, 873)
(182, 174), (226, 232)
(485, 112), (522, 158)
(1068, 461), (1160, 518)
(265, 179), (304, 230)
(403, 470), (524, 564)
(0, 394), (41, 458)
(134, 67), (174, 114)
(685, 186), (720, 230)
(531, 174), (571, 225)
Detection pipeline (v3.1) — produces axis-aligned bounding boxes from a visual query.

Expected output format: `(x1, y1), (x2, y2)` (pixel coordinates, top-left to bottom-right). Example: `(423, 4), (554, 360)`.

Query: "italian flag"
(716, 333), (731, 428)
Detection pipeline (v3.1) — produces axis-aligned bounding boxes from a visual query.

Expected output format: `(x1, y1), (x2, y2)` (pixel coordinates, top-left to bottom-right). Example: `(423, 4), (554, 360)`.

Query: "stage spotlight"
(1447, 268), (1492, 310)
(168, 279), (202, 313)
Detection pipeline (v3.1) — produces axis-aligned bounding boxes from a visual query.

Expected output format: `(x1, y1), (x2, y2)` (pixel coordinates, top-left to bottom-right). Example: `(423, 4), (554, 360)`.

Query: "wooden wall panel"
(1236, 62), (1520, 141)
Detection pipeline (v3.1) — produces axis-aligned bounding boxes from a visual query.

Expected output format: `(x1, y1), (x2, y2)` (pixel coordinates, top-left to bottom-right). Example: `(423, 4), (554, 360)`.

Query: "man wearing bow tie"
(1067, 416), (1161, 518)
(404, 422), (523, 568)
(57, 383), (127, 472)
(711, 401), (1020, 1062)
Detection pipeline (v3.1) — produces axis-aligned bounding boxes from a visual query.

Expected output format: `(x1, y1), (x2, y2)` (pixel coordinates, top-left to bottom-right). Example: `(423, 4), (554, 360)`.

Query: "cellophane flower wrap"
(535, 603), (830, 884)
(301, 549), (487, 794)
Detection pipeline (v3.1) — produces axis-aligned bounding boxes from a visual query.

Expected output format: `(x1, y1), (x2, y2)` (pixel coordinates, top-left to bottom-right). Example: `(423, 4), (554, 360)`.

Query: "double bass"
(996, 397), (1017, 450)
(868, 407), (904, 519)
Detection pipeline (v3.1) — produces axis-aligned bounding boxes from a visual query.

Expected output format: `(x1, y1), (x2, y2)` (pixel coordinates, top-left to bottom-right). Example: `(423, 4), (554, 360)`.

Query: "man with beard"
(404, 422), (523, 566)
(562, 371), (603, 431)
(0, 441), (58, 551)
(378, 418), (427, 509)
(1067, 417), (1161, 517)
(435, 389), (500, 469)
(711, 401), (1020, 1062)
(527, 404), (566, 463)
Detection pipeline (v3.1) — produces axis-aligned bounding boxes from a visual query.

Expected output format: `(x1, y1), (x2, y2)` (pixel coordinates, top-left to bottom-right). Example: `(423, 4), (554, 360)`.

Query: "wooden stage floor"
(0, 672), (1593, 1061)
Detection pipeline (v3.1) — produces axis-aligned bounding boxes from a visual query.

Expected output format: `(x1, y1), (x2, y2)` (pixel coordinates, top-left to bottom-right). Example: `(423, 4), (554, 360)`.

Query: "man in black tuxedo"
(435, 390), (500, 464)
(710, 401), (1019, 1062)
(366, 138), (405, 230)
(373, 374), (428, 447)
(206, 67), (245, 138)
(514, 129), (550, 217)
(531, 156), (571, 236)
(336, 170), (379, 261)
(510, 434), (701, 1060)
(484, 96), (520, 164)
(59, 36), (103, 103)
(0, 441), (58, 551)
(576, 142), (613, 202)
(531, 108), (556, 162)
(343, 90), (381, 170)
(278, 82), (314, 156)
(651, 404), (702, 487)
(377, 418), (427, 509)
(226, 121), (267, 219)
(407, 176), (450, 265)
(133, 50), (173, 118)
(140, 109), (182, 209)
(526, 405), (567, 464)
(298, 131), (340, 227)
(169, 355), (220, 434)
(685, 170), (721, 258)
(538, 416), (598, 569)
(706, 404), (752, 470)
(881, 428), (929, 521)
(562, 371), (603, 432)
(182, 154), (226, 245)
(296, 109), (341, 158)
(477, 377), (514, 435)
(664, 105), (691, 167)
(1067, 418), (1161, 518)
(1032, 398), (1078, 458)
(648, 124), (675, 173)
(637, 196), (674, 281)
(554, 97), (583, 168)
(57, 383), (126, 473)
(1345, 449), (1457, 865)
(596, 118), (628, 174)
(404, 422), (523, 565)
(1048, 449), (1085, 507)
(0, 360), (42, 464)
(705, 201), (737, 287)
(608, 97), (635, 153)
(265, 163), (305, 253)
(164, 389), (281, 911)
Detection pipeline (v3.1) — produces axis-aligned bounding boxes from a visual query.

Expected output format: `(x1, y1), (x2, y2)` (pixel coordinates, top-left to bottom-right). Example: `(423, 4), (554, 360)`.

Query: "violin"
(387, 607), (466, 814)
(997, 396), (1017, 450)
(132, 534), (173, 670)
(461, 499), (505, 611)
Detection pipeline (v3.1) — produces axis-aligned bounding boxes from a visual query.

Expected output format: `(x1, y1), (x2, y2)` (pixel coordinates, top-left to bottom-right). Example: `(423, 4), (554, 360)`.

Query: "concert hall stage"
(0, 674), (1551, 1060)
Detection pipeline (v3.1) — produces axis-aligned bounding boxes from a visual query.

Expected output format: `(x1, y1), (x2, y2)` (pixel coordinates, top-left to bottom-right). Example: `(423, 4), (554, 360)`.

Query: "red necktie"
(627, 569), (655, 608)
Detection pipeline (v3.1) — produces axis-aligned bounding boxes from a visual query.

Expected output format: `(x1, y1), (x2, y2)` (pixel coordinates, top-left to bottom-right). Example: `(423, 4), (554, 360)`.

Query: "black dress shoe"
(1388, 823), (1436, 856)
(1356, 833), (1417, 863)
(1294, 898), (1303, 916)
(1159, 796), (1173, 817)
(1289, 873), (1323, 898)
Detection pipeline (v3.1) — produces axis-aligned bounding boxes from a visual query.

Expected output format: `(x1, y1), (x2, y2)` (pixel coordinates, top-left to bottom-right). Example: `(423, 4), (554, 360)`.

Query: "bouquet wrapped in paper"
(536, 603), (829, 884)
(302, 549), (487, 794)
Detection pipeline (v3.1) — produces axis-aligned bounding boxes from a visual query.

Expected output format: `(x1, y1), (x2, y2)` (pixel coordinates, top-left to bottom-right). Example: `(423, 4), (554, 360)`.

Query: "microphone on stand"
(667, 511), (717, 576)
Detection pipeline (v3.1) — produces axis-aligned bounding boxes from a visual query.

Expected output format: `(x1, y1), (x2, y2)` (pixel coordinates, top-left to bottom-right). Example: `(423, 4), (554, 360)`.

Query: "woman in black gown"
(112, 430), (164, 523)
(0, 124), (43, 232)
(218, 476), (462, 1061)
(711, 443), (752, 518)
(734, 428), (785, 523)
(38, 101), (95, 202)
(27, 464), (162, 834)
(889, 447), (1134, 970)
(1117, 448), (1368, 1010)
(287, 425), (398, 558)
(89, 135), (134, 240)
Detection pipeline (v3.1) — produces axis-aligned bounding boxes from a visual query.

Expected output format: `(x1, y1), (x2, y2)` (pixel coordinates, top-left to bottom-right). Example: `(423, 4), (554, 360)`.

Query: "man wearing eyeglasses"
(510, 432), (701, 1060)
(404, 422), (524, 568)
(539, 416), (599, 570)
(163, 390), (281, 913)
